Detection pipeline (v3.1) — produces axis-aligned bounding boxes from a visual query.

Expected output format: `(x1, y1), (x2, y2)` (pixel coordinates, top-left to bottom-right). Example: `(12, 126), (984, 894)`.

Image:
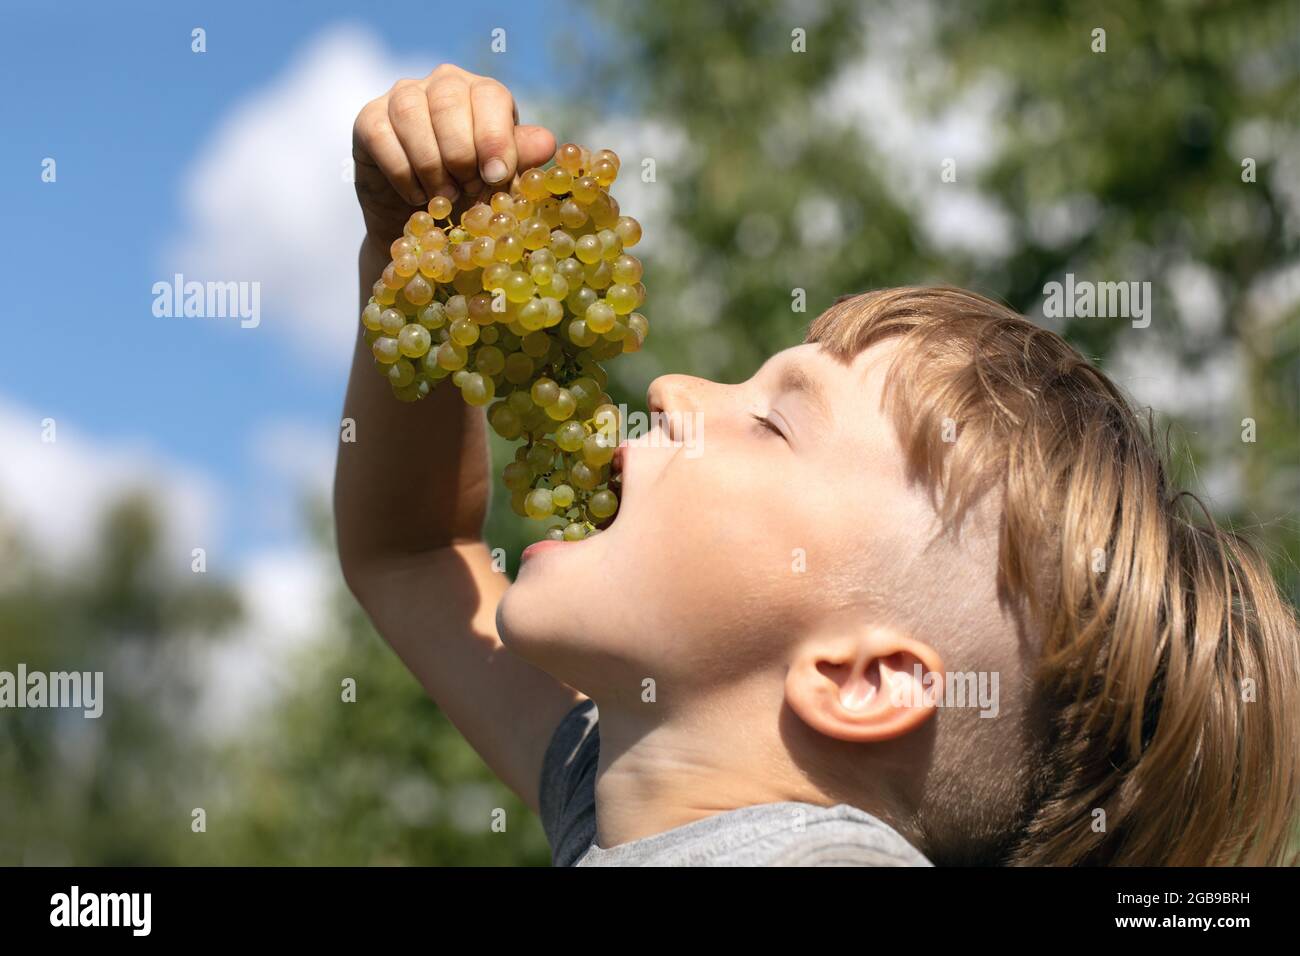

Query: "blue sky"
(0, 0), (593, 563)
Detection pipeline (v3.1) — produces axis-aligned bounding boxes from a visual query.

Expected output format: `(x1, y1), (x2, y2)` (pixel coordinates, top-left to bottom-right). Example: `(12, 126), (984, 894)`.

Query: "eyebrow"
(776, 363), (832, 425)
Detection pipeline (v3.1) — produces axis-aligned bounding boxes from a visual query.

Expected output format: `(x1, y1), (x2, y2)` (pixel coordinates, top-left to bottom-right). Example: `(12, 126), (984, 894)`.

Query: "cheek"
(608, 455), (818, 641)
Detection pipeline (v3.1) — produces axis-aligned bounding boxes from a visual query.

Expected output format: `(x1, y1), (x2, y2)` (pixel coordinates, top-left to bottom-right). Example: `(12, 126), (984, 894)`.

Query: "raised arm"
(334, 65), (583, 812)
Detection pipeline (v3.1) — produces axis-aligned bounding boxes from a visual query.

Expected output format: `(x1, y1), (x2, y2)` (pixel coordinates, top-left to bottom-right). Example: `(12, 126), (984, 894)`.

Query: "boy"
(336, 65), (1300, 865)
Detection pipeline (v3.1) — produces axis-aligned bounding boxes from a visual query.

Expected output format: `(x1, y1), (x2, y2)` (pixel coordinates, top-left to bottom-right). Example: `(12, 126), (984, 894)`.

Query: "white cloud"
(192, 545), (339, 739)
(0, 398), (220, 573)
(819, 1), (1015, 260)
(167, 25), (432, 366)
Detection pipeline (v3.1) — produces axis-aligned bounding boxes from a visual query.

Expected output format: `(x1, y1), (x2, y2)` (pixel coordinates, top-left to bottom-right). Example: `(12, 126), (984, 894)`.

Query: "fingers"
(426, 72), (478, 189)
(355, 66), (560, 214)
(469, 78), (518, 187)
(353, 98), (425, 207)
(514, 124), (558, 173)
(386, 80), (447, 203)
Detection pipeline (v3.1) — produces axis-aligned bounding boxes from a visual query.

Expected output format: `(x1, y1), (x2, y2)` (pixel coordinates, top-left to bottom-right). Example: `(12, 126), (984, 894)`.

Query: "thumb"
(514, 125), (557, 172)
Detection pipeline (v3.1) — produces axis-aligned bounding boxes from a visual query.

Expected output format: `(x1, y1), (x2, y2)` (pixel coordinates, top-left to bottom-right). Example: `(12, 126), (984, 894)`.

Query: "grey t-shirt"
(539, 699), (932, 867)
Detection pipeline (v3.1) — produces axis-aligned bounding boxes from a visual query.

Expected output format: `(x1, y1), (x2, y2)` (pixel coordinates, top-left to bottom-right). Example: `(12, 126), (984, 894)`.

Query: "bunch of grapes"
(358, 144), (646, 542)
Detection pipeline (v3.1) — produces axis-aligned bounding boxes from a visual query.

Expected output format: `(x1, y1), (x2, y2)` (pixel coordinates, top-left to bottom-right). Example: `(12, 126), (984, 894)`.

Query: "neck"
(588, 690), (836, 849)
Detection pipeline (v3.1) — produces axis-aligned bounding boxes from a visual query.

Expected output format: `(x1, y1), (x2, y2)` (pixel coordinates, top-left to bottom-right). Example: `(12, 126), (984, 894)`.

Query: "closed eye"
(752, 414), (787, 442)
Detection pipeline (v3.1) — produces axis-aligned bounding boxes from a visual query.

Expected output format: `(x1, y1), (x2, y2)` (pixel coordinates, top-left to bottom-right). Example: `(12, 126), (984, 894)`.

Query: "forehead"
(760, 340), (903, 450)
(763, 340), (898, 409)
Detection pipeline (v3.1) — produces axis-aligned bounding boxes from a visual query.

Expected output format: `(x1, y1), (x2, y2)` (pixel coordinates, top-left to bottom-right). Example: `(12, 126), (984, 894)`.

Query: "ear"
(784, 628), (944, 743)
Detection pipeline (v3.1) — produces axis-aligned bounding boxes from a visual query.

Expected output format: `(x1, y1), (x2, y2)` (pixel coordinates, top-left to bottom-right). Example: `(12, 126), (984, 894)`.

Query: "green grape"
(407, 211), (435, 236)
(606, 283), (638, 315)
(452, 268), (482, 296)
(570, 461), (598, 490)
(398, 324), (432, 358)
(563, 522), (587, 541)
(503, 460), (532, 491)
(556, 142), (583, 174)
(556, 258), (584, 285)
(489, 403), (523, 439)
(585, 301), (616, 334)
(494, 233), (524, 263)
(462, 372), (494, 407)
(591, 158), (617, 186)
(403, 274), (433, 306)
(612, 254), (643, 284)
(509, 489), (529, 517)
(393, 383), (421, 402)
(552, 484), (576, 509)
(471, 236), (496, 267)
(531, 377), (559, 406)
(526, 441), (555, 472)
(450, 318), (480, 347)
(592, 403), (620, 436)
(567, 319), (599, 348)
(475, 345), (505, 377)
(436, 341), (468, 370)
(571, 175), (599, 204)
(468, 292), (495, 324)
(525, 488), (555, 520)
(547, 389), (577, 420)
(627, 313), (649, 342)
(584, 260), (613, 290)
(462, 203), (492, 235)
(589, 489), (618, 519)
(391, 237), (416, 259)
(504, 271), (535, 303)
(427, 195), (453, 220)
(519, 168), (548, 200)
(575, 234), (602, 264)
(541, 273), (570, 300)
(543, 298), (565, 328)
(583, 432), (616, 466)
(387, 358), (416, 387)
(521, 330), (550, 357)
(445, 295), (469, 321)
(518, 298), (547, 331)
(362, 302), (384, 331)
(507, 390), (533, 415)
(530, 261), (555, 285)
(549, 230), (576, 259)
(503, 351), (533, 384)
(556, 420), (586, 452)
(567, 285), (598, 318)
(380, 308), (405, 336)
(418, 302), (447, 329)
(544, 167), (573, 195)
(373, 336), (400, 364)
(545, 525), (566, 541)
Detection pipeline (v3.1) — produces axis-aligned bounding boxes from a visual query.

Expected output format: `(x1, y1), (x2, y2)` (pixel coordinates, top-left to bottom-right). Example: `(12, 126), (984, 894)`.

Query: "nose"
(646, 373), (707, 417)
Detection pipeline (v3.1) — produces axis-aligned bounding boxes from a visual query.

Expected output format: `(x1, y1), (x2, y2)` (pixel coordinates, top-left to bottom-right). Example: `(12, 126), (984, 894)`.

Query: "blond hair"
(807, 286), (1300, 865)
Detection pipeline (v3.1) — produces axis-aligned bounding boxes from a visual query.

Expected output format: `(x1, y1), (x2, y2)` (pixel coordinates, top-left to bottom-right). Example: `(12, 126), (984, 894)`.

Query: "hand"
(352, 64), (556, 244)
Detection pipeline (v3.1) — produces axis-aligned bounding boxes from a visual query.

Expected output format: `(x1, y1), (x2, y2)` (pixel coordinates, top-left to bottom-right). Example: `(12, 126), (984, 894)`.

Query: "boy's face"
(498, 338), (953, 698)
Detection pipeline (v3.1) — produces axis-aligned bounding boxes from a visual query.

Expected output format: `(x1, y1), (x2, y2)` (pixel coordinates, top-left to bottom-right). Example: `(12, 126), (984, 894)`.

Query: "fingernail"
(481, 158), (508, 183)
(436, 183), (460, 202)
(411, 188), (428, 206)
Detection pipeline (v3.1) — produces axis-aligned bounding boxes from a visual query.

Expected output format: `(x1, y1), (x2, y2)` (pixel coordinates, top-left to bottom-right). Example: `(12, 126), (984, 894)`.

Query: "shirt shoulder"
(537, 697), (600, 866)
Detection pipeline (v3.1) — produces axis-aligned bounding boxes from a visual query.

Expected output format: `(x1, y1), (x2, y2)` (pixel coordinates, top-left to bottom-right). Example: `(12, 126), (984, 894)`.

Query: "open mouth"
(520, 444), (626, 563)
